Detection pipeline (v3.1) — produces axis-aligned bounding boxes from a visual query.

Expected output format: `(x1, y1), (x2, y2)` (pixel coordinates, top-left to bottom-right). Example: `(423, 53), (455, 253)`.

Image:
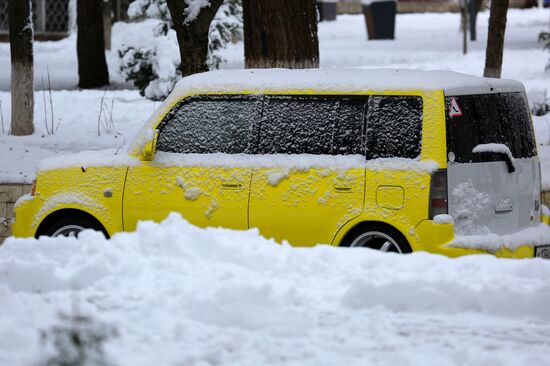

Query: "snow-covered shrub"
(528, 88), (550, 116)
(40, 312), (117, 366)
(118, 0), (242, 101)
(118, 25), (181, 101)
(208, 0), (243, 69)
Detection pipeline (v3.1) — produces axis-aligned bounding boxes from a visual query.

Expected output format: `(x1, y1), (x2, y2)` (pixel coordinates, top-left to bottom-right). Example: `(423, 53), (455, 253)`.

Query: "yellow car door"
(123, 163), (252, 231)
(249, 95), (367, 246)
(123, 95), (261, 232)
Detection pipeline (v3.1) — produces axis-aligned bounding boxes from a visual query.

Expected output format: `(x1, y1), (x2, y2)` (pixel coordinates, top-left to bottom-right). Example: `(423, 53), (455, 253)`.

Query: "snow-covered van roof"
(169, 68), (525, 98)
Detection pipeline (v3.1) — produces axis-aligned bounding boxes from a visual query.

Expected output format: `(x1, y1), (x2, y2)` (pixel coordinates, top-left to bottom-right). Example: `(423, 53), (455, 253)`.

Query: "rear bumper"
(414, 220), (539, 259)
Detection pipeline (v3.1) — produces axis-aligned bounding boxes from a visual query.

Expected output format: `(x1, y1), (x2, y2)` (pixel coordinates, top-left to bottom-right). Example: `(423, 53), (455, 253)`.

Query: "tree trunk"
(166, 0), (224, 77)
(243, 0), (319, 69)
(484, 0), (509, 78)
(8, 0), (34, 136)
(468, 0), (484, 41)
(461, 0), (468, 54)
(103, 0), (113, 51)
(77, 0), (109, 88)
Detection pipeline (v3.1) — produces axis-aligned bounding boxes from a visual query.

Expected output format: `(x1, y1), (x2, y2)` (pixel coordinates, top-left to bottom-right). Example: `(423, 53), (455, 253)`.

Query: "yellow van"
(12, 69), (550, 258)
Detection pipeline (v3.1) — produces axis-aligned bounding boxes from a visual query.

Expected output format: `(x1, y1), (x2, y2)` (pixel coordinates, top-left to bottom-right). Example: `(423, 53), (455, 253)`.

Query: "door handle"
(494, 198), (513, 214)
(334, 186), (353, 193)
(222, 183), (243, 189)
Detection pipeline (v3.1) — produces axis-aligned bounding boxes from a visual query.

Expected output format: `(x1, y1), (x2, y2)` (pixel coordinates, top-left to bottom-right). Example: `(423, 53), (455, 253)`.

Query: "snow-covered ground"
(1, 214), (550, 366)
(1, 9), (550, 183)
(2, 9), (550, 365)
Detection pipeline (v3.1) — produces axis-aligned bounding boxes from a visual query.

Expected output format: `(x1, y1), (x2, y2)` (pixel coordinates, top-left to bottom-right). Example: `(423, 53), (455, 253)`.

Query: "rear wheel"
(45, 216), (105, 238)
(343, 224), (411, 254)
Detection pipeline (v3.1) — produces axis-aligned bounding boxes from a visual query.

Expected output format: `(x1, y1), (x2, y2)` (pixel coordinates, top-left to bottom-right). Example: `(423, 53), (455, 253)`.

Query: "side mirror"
(139, 130), (158, 161)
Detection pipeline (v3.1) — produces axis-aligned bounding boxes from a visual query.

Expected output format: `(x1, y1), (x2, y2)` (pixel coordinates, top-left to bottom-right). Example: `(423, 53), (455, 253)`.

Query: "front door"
(123, 162), (252, 231)
(123, 95), (262, 231)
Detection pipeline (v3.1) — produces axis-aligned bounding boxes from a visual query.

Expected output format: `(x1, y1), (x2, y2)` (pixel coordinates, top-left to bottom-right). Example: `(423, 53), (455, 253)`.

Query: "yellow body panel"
(249, 167), (365, 246)
(13, 166), (127, 238)
(11, 87), (539, 259)
(123, 162), (251, 232)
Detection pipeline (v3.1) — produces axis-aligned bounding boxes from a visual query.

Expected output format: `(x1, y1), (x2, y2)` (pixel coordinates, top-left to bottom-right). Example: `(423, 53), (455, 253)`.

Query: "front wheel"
(343, 224), (411, 254)
(45, 216), (105, 238)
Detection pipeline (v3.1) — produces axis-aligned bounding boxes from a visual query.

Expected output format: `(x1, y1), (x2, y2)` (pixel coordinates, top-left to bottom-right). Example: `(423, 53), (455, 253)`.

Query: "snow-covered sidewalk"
(1, 214), (550, 366)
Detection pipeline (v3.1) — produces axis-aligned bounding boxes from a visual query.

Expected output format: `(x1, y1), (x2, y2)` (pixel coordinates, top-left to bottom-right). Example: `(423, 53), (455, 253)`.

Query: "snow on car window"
(258, 96), (338, 155)
(366, 96), (423, 159)
(445, 92), (536, 163)
(156, 96), (261, 154)
(333, 99), (366, 155)
(258, 96), (366, 155)
(157, 94), (424, 158)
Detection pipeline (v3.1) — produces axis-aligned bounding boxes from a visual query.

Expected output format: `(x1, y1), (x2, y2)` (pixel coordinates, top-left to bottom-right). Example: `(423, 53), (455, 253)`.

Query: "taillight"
(429, 169), (448, 219)
(31, 179), (37, 196)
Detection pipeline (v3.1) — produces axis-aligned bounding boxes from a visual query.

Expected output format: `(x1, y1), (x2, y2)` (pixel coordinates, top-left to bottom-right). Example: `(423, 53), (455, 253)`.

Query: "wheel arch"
(337, 220), (411, 250)
(35, 208), (110, 239)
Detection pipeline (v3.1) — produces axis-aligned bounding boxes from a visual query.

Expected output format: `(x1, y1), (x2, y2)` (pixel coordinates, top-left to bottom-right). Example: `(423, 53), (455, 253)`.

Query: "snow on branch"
(184, 0), (212, 24)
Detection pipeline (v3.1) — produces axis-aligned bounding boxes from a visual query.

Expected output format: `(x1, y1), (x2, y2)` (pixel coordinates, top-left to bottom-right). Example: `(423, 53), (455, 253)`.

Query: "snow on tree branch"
(184, 0), (212, 24)
(119, 0), (242, 100)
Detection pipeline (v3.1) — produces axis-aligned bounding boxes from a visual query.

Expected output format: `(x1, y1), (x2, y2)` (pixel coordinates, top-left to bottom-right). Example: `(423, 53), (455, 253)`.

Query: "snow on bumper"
(448, 223), (550, 255)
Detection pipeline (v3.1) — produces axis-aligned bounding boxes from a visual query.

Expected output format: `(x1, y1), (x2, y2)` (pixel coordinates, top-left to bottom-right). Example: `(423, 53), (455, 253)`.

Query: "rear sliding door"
(248, 96), (366, 246)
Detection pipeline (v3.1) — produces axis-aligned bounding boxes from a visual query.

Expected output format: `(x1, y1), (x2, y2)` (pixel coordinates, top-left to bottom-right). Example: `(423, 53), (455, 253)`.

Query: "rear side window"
(445, 93), (536, 163)
(333, 99), (366, 155)
(366, 96), (423, 159)
(258, 96), (366, 155)
(156, 96), (261, 154)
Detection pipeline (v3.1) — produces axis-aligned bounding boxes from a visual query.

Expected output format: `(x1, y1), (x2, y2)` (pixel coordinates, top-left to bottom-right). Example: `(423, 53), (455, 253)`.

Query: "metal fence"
(0, 0), (70, 35)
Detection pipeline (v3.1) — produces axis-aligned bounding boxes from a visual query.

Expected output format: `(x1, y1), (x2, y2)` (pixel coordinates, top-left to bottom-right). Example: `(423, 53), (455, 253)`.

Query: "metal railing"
(0, 0), (70, 35)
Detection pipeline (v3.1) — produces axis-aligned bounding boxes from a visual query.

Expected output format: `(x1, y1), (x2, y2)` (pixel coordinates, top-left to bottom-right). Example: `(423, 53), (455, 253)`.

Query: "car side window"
(156, 96), (261, 154)
(258, 96), (366, 155)
(333, 99), (366, 155)
(258, 96), (337, 155)
(366, 95), (423, 159)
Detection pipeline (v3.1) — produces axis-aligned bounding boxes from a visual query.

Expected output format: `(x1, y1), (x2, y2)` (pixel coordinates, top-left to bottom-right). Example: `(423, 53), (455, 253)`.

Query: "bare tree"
(484, 0), (509, 78)
(243, 0), (319, 69)
(469, 0), (484, 41)
(165, 0), (224, 77)
(77, 0), (109, 88)
(8, 0), (34, 136)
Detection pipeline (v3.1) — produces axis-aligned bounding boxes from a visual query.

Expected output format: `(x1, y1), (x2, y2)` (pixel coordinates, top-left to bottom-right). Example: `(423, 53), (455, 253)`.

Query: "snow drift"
(1, 214), (550, 365)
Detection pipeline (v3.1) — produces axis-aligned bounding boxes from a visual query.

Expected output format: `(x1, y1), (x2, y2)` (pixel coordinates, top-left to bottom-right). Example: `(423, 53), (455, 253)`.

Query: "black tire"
(44, 216), (106, 238)
(342, 223), (412, 254)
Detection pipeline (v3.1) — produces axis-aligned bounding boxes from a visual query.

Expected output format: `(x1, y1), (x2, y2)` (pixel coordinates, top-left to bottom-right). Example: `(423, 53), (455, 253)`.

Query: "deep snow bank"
(1, 214), (550, 365)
